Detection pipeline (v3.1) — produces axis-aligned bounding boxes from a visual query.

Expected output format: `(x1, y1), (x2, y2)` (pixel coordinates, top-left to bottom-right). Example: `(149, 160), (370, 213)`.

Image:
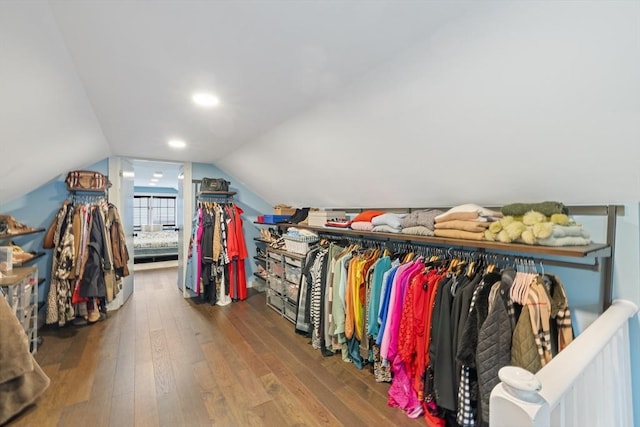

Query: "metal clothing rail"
(285, 204), (623, 312)
(70, 190), (108, 205)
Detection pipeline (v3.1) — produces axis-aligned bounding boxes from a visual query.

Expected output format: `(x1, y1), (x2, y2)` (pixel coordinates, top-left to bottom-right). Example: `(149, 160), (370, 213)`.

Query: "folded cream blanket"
(401, 226), (435, 237)
(372, 225), (401, 233)
(434, 229), (485, 241)
(550, 225), (589, 239)
(434, 220), (491, 233)
(536, 236), (591, 247)
(435, 204), (503, 223)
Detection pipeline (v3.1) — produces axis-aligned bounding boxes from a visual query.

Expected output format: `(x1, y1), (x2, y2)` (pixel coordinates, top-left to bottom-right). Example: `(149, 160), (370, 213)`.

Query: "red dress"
(225, 205), (248, 300)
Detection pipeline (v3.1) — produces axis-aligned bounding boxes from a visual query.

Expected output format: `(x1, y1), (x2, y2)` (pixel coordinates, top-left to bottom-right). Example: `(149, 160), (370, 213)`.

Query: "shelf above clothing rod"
(281, 223), (610, 259)
(197, 191), (236, 197)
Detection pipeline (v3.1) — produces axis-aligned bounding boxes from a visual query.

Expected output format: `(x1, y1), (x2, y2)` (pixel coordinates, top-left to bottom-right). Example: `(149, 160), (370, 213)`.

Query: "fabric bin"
(307, 210), (346, 227)
(0, 247), (12, 272)
(285, 265), (301, 284)
(285, 256), (302, 267)
(266, 289), (284, 311)
(286, 282), (299, 302)
(284, 300), (297, 320)
(268, 251), (281, 261)
(267, 260), (284, 278)
(267, 277), (285, 295)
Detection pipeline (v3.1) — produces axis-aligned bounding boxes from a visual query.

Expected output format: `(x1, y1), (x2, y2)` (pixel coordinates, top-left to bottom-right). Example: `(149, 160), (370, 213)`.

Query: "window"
(133, 196), (149, 230)
(151, 197), (176, 226)
(133, 195), (176, 230)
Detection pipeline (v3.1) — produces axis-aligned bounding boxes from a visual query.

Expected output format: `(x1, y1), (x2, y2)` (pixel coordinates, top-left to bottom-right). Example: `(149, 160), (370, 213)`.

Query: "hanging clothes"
(186, 201), (249, 303)
(289, 238), (576, 427)
(45, 198), (129, 326)
(225, 204), (248, 300)
(80, 207), (110, 298)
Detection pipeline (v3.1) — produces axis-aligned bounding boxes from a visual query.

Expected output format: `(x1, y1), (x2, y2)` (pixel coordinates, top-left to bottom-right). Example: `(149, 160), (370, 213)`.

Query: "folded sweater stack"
(349, 210), (385, 232)
(316, 200), (590, 248)
(349, 209), (445, 236)
(399, 209), (444, 237)
(433, 204), (503, 241)
(371, 213), (406, 233)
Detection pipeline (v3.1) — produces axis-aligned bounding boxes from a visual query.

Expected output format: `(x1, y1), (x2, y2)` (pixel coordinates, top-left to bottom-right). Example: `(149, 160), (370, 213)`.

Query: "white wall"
(216, 3), (640, 421)
(219, 1), (640, 208)
(0, 2), (110, 205)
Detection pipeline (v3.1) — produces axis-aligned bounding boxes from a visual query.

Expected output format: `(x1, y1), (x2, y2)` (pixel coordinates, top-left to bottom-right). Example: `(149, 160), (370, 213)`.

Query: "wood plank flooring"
(7, 268), (421, 427)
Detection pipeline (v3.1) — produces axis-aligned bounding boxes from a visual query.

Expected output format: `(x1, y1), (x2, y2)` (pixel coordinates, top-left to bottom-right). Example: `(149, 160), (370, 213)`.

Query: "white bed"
(133, 229), (179, 261)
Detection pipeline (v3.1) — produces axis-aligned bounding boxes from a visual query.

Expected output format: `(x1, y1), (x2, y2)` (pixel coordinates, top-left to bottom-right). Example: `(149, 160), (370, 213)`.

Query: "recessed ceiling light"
(192, 92), (220, 108)
(178, 172), (184, 180)
(151, 178), (159, 182)
(168, 139), (186, 149)
(153, 172), (163, 178)
(148, 182), (156, 186)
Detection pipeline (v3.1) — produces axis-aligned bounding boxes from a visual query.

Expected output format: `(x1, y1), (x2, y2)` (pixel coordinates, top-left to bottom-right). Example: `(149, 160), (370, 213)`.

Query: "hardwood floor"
(7, 268), (421, 427)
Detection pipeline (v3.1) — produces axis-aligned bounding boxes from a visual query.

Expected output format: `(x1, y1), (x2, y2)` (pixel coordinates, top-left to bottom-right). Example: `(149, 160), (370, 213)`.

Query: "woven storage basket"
(283, 234), (318, 255)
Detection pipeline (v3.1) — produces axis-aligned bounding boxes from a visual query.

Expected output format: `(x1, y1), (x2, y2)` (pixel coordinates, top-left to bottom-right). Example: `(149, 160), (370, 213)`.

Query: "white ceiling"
(0, 1), (638, 207)
(48, 0), (479, 163)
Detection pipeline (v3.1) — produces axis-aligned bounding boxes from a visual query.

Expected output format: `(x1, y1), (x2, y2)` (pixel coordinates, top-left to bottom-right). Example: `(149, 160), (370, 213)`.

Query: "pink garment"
(387, 261), (423, 362)
(387, 354), (424, 418)
(196, 208), (204, 294)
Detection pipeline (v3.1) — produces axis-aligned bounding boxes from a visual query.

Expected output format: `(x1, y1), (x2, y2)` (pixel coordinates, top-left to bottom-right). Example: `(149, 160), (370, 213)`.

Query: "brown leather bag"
(65, 170), (110, 191)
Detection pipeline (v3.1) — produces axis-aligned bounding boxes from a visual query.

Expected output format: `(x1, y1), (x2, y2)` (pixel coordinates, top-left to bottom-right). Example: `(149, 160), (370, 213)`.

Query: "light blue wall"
(612, 203), (640, 426)
(0, 159), (109, 305)
(192, 162), (272, 285)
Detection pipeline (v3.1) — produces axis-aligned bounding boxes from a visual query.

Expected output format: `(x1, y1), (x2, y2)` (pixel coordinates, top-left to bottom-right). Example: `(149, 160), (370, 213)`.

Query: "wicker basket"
(283, 234), (318, 255)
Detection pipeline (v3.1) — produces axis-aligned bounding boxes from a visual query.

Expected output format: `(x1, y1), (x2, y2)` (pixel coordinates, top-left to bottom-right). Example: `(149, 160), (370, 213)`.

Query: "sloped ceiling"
(217, 1), (640, 207)
(0, 2), (111, 204)
(48, 0), (478, 162)
(1, 1), (638, 207)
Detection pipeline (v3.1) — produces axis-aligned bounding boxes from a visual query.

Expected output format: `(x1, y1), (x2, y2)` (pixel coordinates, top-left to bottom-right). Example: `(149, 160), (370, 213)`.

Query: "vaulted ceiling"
(1, 1), (638, 206)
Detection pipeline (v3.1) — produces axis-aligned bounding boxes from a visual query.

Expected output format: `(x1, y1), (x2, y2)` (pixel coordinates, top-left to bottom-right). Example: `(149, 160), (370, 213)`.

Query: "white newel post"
(490, 366), (550, 427)
(490, 300), (638, 427)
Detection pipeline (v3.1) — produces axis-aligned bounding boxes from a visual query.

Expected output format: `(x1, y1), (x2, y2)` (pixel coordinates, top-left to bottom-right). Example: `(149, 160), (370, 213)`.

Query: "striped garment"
(456, 280), (486, 426)
(544, 274), (574, 352)
(218, 205), (230, 265)
(310, 249), (328, 349)
(527, 278), (553, 368)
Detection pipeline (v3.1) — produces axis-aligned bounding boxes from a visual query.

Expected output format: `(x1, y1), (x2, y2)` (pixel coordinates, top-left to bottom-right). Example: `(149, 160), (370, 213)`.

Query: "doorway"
(131, 159), (183, 271)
